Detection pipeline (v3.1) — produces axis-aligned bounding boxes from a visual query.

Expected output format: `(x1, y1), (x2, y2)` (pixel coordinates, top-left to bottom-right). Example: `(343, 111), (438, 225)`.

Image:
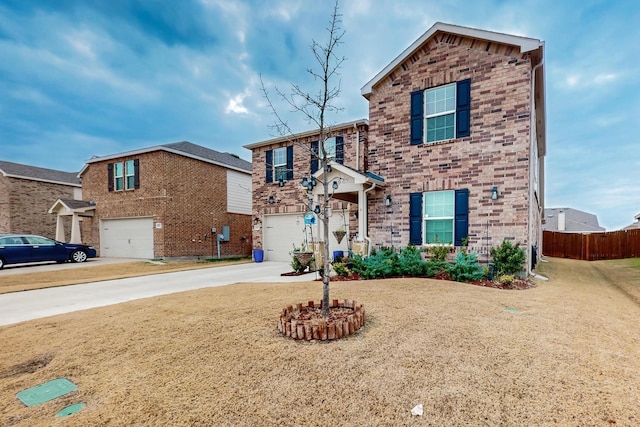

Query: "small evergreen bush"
(428, 244), (450, 262)
(395, 245), (428, 276)
(490, 240), (526, 276)
(449, 251), (484, 283)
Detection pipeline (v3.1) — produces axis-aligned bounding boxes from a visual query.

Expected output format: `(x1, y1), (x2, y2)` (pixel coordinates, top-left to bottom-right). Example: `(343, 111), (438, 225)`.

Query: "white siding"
(227, 170), (252, 214)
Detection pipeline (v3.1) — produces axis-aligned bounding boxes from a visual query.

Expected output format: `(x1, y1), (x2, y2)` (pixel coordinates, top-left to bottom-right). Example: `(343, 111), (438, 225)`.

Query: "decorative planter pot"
(293, 252), (314, 267)
(332, 230), (346, 244)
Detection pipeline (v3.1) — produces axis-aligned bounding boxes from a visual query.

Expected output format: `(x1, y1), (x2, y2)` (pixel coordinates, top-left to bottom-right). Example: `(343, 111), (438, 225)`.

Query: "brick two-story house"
(0, 160), (82, 239)
(77, 141), (253, 259)
(247, 22), (546, 272)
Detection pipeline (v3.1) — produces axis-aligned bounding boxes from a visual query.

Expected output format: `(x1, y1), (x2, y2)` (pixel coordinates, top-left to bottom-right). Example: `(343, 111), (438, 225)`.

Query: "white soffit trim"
(360, 22), (544, 97)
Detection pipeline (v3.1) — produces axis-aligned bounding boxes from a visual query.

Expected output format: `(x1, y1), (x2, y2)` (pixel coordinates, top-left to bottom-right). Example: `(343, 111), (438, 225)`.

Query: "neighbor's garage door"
(263, 213), (305, 261)
(101, 218), (154, 259)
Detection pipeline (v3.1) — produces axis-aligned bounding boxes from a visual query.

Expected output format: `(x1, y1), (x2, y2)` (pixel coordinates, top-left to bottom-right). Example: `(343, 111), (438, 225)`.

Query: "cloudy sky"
(1, 0), (638, 230)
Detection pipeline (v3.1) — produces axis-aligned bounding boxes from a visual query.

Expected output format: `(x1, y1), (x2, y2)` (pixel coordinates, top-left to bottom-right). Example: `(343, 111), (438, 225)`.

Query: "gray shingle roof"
(162, 141), (251, 172)
(542, 208), (605, 232)
(58, 199), (95, 209)
(0, 160), (81, 185)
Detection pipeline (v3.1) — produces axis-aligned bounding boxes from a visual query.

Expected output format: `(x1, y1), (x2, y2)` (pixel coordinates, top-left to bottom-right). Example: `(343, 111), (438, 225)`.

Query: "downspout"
(354, 123), (360, 170)
(528, 59), (544, 277)
(363, 183), (377, 256)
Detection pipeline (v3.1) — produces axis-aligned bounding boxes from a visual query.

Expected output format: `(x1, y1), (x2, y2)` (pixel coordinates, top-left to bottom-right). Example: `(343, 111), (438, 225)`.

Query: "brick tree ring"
(277, 299), (365, 341)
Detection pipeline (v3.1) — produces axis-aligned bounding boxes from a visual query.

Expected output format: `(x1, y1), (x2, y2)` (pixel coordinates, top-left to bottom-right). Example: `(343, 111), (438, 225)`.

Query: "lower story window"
(424, 190), (454, 244)
(409, 189), (468, 247)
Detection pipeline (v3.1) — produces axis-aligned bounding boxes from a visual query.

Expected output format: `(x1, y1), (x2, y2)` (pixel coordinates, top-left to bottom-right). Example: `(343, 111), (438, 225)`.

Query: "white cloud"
(225, 93), (249, 114)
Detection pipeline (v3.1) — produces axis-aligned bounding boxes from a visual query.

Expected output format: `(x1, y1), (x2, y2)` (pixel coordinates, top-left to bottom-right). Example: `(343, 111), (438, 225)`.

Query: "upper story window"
(425, 84), (456, 143)
(265, 146), (293, 184)
(410, 79), (471, 145)
(108, 159), (139, 192)
(310, 136), (344, 173)
(273, 147), (287, 182)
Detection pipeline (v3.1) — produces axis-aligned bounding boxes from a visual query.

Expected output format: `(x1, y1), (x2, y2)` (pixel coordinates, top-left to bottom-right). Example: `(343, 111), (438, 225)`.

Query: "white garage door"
(263, 214), (306, 261)
(101, 217), (154, 259)
(263, 212), (351, 262)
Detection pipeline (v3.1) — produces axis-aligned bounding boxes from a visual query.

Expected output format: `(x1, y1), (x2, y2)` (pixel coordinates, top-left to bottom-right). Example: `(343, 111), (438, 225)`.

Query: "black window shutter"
(335, 136), (344, 164)
(310, 141), (319, 173)
(454, 189), (469, 246)
(456, 79), (471, 138)
(133, 158), (140, 189)
(286, 146), (293, 180)
(107, 163), (114, 192)
(265, 150), (273, 183)
(410, 90), (424, 145)
(409, 192), (423, 245)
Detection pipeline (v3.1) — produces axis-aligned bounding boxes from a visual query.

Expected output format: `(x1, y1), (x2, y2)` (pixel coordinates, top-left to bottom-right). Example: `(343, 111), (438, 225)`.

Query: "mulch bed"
(306, 270), (536, 290)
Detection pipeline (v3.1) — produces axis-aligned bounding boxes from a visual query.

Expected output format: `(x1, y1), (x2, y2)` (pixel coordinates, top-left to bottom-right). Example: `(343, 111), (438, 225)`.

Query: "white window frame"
(114, 162), (124, 191)
(125, 160), (135, 190)
(423, 190), (455, 245)
(424, 83), (456, 143)
(273, 147), (287, 182)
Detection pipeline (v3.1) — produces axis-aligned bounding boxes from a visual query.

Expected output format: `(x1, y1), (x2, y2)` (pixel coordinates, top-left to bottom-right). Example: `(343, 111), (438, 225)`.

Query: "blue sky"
(1, 0), (638, 230)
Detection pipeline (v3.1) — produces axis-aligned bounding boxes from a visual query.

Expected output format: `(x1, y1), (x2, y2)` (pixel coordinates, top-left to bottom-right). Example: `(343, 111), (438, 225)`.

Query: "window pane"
(273, 148), (286, 166)
(275, 166), (287, 182)
(125, 160), (135, 189)
(115, 177), (124, 191)
(324, 137), (336, 160)
(426, 113), (455, 143)
(425, 84), (456, 116)
(425, 219), (453, 244)
(424, 190), (454, 217)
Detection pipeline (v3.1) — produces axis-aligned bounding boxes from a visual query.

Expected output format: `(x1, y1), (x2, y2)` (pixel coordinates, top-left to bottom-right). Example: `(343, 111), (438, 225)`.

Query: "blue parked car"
(0, 234), (97, 269)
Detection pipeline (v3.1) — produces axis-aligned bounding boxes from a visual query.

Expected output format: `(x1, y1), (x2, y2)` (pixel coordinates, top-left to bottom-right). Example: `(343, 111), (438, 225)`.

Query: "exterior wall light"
(332, 180), (339, 190)
(385, 195), (392, 206)
(278, 178), (285, 187)
(491, 186), (499, 200)
(268, 195), (276, 204)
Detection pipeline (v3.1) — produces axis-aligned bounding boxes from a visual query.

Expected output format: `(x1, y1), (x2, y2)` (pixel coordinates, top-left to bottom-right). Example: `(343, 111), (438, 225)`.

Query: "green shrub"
(395, 245), (428, 276)
(498, 274), (515, 285)
(449, 251), (484, 283)
(428, 244), (451, 262)
(424, 260), (451, 278)
(490, 240), (526, 276)
(332, 262), (350, 277)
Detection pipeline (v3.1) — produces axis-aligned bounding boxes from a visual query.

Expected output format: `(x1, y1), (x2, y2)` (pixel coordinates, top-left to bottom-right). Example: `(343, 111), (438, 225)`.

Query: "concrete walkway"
(0, 261), (318, 326)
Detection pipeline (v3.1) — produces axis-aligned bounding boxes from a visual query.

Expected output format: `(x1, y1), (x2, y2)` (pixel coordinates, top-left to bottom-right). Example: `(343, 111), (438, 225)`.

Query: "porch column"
(55, 215), (66, 242)
(357, 189), (367, 239)
(70, 214), (82, 244)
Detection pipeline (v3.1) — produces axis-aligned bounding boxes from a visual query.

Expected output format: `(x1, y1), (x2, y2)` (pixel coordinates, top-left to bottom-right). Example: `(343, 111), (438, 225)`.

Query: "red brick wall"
(81, 151), (252, 258)
(0, 175), (77, 238)
(250, 123), (367, 248)
(366, 34), (536, 259)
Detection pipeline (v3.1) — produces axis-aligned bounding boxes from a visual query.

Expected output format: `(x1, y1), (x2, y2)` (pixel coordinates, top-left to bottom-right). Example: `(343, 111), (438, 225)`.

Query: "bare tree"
(261, 0), (345, 316)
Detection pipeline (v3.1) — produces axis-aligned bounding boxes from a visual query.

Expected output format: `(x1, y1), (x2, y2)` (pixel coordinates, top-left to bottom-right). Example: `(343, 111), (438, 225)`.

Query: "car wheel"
(70, 250), (88, 263)
(0, 257), (4, 270)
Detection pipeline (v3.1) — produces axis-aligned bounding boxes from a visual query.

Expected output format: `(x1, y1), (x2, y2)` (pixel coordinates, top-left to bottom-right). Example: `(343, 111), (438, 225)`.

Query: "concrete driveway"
(0, 261), (318, 326)
(0, 256), (140, 276)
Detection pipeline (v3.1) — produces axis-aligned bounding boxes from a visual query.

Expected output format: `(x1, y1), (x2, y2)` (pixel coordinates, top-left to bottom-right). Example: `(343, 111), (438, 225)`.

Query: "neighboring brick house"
(78, 141), (252, 259)
(542, 208), (605, 233)
(244, 119), (370, 261)
(0, 160), (81, 239)
(246, 22), (546, 272)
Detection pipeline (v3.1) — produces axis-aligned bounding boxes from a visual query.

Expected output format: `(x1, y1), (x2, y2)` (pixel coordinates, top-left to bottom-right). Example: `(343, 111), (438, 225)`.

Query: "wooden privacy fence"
(543, 229), (640, 260)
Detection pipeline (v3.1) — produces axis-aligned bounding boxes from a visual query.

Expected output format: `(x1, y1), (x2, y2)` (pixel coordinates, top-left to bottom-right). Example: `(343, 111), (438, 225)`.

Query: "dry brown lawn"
(1, 257), (640, 426)
(0, 259), (250, 294)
